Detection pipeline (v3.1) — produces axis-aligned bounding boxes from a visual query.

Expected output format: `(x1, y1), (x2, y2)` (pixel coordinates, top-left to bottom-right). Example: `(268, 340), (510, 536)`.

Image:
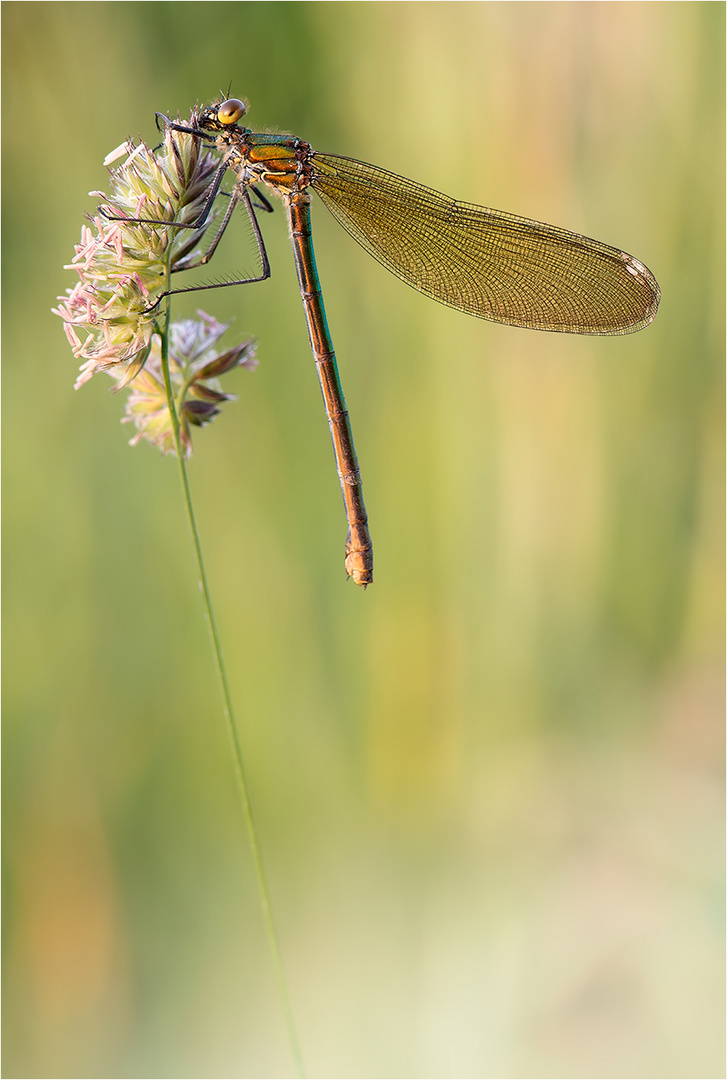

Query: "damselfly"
(113, 97), (660, 587)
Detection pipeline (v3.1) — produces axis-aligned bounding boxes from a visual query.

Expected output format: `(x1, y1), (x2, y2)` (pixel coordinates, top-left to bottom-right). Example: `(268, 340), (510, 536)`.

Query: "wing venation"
(310, 154), (660, 335)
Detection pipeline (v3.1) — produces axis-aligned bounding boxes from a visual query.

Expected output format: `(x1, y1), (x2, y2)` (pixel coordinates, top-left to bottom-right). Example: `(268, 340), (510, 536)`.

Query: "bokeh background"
(3, 3), (724, 1077)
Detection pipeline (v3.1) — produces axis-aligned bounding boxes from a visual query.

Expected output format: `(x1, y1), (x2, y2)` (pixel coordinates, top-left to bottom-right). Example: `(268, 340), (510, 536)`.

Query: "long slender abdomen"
(286, 190), (373, 586)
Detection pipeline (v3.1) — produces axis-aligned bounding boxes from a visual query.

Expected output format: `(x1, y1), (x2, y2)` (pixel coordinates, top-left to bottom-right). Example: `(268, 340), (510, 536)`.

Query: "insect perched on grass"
(107, 96), (660, 587)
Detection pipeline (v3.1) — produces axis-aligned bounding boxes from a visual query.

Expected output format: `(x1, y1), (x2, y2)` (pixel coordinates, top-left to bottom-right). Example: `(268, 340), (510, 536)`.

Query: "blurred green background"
(3, 2), (724, 1077)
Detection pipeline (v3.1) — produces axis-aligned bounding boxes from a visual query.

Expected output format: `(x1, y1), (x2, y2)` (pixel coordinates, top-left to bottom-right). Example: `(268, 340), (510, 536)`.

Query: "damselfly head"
(199, 98), (247, 132)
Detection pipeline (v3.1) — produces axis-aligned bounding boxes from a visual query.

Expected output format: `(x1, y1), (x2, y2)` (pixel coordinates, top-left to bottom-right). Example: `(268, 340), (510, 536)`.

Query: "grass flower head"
(123, 311), (257, 457)
(54, 112), (258, 455)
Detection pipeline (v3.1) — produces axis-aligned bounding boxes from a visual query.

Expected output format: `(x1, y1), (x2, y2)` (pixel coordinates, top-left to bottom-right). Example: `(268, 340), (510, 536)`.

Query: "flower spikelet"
(53, 117), (220, 388)
(122, 312), (258, 458)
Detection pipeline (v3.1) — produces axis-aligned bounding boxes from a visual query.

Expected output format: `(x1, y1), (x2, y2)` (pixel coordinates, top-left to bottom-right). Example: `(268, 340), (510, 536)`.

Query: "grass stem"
(157, 297), (305, 1079)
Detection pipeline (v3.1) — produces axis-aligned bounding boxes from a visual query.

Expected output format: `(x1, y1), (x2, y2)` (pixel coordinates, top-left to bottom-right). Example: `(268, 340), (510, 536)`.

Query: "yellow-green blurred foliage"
(3, 3), (724, 1077)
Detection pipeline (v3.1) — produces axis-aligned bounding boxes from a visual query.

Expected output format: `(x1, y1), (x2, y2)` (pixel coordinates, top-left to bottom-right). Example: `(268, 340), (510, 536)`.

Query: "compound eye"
(217, 99), (246, 125)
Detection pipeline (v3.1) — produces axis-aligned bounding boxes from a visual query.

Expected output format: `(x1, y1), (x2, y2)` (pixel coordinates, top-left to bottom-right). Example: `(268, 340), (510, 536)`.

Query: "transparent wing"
(310, 154), (660, 335)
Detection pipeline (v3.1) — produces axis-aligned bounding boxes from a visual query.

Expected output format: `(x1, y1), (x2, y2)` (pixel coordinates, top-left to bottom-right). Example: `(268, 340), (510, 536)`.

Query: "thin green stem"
(157, 300), (305, 1079)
